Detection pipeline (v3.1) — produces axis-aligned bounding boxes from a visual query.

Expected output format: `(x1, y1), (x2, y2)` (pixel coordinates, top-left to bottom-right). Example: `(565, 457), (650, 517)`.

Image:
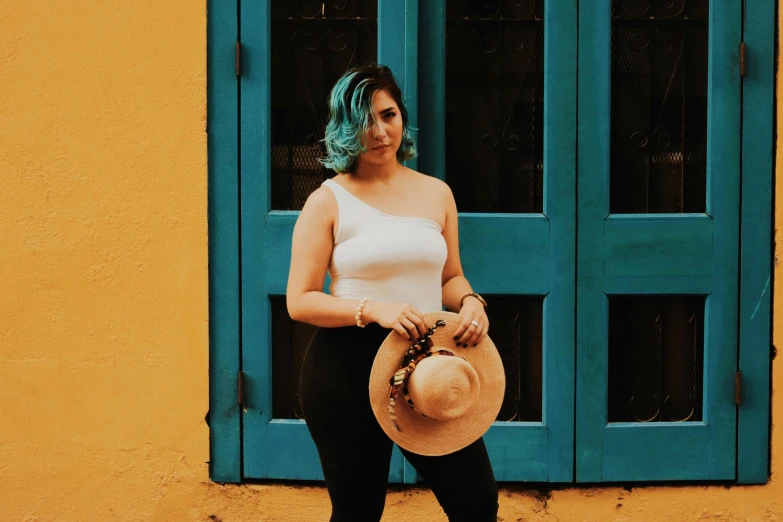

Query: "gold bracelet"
(355, 297), (370, 328)
(459, 292), (487, 310)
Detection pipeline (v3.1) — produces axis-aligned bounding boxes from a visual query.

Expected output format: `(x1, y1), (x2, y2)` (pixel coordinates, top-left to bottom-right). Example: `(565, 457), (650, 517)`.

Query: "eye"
(384, 112), (396, 120)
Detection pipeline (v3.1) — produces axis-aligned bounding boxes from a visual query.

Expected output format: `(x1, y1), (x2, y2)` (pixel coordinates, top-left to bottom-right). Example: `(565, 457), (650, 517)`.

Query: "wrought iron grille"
(608, 295), (705, 423)
(271, 296), (318, 420)
(446, 0), (544, 214)
(271, 295), (543, 422)
(486, 295), (543, 422)
(271, 0), (378, 210)
(611, 0), (708, 213)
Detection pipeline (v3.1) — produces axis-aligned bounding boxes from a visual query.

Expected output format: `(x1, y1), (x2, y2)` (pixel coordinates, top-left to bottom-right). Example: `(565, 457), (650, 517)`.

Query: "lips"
(373, 145), (390, 151)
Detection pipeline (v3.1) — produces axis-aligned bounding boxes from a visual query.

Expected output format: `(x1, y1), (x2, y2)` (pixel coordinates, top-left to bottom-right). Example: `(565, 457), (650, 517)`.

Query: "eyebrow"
(378, 107), (396, 115)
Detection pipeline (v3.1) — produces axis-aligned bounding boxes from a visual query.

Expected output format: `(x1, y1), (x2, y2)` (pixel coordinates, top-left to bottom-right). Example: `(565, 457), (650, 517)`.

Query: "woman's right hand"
(363, 301), (429, 341)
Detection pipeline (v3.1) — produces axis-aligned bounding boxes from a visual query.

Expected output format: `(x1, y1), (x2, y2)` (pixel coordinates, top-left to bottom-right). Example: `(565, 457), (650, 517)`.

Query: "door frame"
(206, 0), (775, 484)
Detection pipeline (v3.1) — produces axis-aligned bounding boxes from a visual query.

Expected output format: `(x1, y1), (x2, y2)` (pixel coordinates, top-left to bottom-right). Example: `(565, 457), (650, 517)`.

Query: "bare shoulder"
(406, 169), (453, 200)
(304, 185), (336, 210)
(299, 185), (337, 224)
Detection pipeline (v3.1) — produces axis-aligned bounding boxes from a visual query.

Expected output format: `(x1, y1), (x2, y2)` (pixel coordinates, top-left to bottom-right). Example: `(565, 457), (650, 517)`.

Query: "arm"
(286, 187), (366, 327)
(438, 181), (489, 347)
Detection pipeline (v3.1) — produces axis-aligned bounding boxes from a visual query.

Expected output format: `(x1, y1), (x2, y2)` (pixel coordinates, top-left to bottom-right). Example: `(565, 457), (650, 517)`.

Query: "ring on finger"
(470, 320), (480, 328)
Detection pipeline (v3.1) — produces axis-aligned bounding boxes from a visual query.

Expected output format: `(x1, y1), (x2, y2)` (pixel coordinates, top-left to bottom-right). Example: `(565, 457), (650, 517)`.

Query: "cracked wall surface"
(0, 2), (781, 521)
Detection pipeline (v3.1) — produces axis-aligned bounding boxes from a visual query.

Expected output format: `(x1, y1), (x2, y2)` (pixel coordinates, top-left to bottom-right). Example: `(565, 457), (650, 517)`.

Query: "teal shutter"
(240, 0), (416, 481)
(576, 1), (741, 481)
(240, 0), (577, 482)
(418, 0), (577, 482)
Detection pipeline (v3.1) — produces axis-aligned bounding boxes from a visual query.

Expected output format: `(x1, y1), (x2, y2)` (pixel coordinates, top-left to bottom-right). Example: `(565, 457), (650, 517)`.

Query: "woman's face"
(358, 89), (403, 166)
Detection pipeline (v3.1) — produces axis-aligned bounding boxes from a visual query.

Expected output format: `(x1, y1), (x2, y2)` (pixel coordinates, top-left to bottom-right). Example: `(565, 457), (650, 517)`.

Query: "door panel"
(241, 0), (409, 481)
(419, 0), (577, 482)
(576, 0), (741, 482)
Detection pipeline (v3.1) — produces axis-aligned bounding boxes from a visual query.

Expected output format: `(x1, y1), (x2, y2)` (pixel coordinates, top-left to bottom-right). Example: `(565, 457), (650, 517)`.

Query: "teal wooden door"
(240, 0), (576, 482)
(576, 1), (741, 481)
(240, 0), (418, 482)
(212, 0), (771, 485)
(418, 0), (576, 482)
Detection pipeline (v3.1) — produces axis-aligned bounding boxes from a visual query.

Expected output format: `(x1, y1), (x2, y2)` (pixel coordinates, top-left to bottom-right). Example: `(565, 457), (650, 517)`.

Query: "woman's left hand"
(453, 298), (489, 348)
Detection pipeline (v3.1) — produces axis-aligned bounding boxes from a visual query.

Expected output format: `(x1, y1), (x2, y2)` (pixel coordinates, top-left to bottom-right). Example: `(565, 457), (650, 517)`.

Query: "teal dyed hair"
(320, 64), (417, 173)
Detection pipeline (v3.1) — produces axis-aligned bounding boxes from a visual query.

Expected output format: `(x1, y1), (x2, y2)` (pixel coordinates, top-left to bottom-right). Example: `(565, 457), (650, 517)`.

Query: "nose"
(371, 120), (386, 140)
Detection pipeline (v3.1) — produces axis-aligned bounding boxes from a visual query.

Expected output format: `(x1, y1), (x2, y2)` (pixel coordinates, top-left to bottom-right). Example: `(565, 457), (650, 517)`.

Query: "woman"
(286, 63), (498, 521)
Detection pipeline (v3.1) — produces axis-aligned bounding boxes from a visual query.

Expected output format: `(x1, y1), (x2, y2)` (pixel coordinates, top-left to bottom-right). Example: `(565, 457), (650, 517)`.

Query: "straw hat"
(368, 311), (505, 456)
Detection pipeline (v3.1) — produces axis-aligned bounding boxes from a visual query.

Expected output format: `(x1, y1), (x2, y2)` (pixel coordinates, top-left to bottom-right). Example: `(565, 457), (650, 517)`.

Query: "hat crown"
(407, 355), (481, 421)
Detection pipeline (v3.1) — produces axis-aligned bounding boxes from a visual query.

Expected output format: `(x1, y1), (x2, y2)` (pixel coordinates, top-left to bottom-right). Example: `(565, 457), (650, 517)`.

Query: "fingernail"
(453, 336), (458, 340)
(473, 344), (477, 347)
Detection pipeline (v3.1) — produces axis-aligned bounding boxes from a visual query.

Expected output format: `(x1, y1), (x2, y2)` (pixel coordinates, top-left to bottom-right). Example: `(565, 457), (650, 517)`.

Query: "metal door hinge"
(735, 371), (742, 406)
(238, 370), (246, 410)
(740, 42), (746, 77)
(236, 41), (242, 76)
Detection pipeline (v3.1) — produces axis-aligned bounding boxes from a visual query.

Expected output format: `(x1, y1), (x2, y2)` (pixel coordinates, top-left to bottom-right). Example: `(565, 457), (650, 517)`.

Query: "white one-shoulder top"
(321, 178), (447, 313)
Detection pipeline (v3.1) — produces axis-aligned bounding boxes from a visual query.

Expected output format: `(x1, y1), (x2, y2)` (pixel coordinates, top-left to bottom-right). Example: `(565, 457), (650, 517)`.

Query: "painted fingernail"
(453, 336), (458, 340)
(473, 344), (477, 347)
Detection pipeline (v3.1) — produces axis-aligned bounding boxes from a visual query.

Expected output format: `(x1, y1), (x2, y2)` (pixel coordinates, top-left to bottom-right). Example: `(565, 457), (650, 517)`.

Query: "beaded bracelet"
(355, 297), (370, 328)
(459, 292), (487, 310)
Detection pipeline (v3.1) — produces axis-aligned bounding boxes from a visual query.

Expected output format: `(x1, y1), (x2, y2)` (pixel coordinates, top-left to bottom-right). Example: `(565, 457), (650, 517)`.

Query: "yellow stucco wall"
(0, 2), (780, 521)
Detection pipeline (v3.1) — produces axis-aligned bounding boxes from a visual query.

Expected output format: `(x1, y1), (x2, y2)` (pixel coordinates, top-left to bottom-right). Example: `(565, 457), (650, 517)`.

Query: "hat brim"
(369, 311), (505, 456)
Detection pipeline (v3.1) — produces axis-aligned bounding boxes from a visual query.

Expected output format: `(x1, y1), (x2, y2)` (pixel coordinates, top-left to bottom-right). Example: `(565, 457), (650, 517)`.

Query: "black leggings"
(299, 323), (499, 522)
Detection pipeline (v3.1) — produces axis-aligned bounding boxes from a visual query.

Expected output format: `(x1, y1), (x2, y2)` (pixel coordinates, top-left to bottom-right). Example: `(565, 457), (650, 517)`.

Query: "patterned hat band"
(387, 319), (471, 431)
